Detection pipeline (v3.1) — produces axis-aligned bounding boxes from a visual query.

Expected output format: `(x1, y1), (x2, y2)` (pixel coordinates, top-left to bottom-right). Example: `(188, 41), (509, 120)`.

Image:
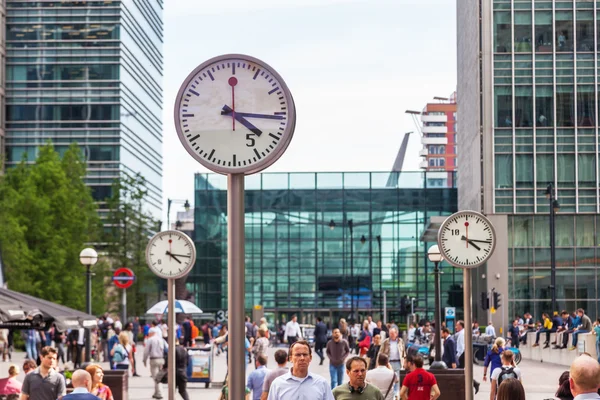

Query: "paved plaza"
(5, 345), (571, 399)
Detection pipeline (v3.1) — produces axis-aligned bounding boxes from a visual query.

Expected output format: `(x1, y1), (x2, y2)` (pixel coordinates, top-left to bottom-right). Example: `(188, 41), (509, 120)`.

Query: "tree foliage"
(0, 143), (101, 311)
(104, 173), (159, 318)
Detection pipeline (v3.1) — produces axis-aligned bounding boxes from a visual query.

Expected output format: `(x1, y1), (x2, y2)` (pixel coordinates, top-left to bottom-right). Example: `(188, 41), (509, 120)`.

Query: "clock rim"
(437, 210), (497, 270)
(173, 53), (297, 176)
(145, 230), (197, 280)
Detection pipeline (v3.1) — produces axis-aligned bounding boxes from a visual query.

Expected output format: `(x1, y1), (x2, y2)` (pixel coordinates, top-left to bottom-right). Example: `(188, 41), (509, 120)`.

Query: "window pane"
(496, 86), (513, 126)
(536, 85), (553, 126)
(535, 11), (553, 52)
(495, 154), (513, 188)
(495, 11), (511, 53)
(556, 11), (574, 51)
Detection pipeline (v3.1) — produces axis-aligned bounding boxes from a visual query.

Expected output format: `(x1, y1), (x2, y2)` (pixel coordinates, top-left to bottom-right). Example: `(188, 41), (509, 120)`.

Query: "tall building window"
(577, 86), (595, 126)
(535, 11), (553, 52)
(536, 154), (553, 185)
(515, 86), (533, 127)
(514, 12), (532, 53)
(495, 86), (513, 127)
(556, 86), (575, 126)
(428, 158), (445, 167)
(556, 10), (574, 52)
(495, 154), (513, 188)
(494, 11), (511, 53)
(576, 11), (594, 52)
(536, 85), (554, 126)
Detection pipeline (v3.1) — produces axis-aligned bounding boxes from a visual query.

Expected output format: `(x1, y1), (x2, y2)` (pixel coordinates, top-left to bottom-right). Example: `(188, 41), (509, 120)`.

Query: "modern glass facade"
(191, 171), (459, 325)
(4, 0), (163, 217)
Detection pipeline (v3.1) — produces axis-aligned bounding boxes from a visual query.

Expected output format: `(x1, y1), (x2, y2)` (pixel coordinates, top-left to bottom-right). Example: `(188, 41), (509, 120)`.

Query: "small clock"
(145, 230), (196, 279)
(437, 210), (497, 269)
(174, 54), (296, 175)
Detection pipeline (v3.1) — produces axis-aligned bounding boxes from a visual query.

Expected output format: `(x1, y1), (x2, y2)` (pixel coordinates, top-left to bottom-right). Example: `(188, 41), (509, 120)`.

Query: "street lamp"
(427, 244), (447, 370)
(348, 219), (354, 322)
(545, 183), (560, 313)
(79, 247), (98, 362)
(167, 198), (190, 229)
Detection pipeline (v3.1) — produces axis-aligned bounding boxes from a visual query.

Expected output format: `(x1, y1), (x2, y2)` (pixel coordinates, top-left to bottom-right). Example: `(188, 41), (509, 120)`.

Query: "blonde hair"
(8, 364), (19, 376)
(118, 331), (130, 346)
(492, 337), (505, 353)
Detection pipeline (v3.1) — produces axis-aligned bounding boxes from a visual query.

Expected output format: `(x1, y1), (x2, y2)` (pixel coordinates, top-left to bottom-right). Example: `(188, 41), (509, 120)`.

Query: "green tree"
(0, 143), (101, 310)
(105, 173), (159, 318)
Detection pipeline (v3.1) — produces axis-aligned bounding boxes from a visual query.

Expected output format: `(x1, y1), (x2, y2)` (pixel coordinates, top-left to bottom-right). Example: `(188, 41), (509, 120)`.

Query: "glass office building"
(191, 171), (458, 325)
(458, 0), (600, 325)
(4, 0), (163, 217)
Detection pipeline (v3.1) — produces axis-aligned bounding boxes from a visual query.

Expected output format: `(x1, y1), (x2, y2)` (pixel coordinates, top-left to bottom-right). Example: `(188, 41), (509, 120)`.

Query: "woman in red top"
(86, 364), (114, 400)
(0, 364), (22, 399)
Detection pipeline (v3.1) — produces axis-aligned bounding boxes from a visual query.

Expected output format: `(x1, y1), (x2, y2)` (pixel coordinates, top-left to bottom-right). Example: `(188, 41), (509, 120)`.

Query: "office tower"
(4, 0), (163, 217)
(458, 0), (600, 325)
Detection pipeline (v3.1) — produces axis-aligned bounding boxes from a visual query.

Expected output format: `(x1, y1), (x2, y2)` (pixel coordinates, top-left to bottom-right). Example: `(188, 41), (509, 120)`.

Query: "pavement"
(6, 345), (569, 399)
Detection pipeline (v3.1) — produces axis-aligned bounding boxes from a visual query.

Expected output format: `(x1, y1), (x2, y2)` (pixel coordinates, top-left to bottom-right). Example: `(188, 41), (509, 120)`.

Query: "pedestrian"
(441, 328), (457, 368)
(20, 346), (66, 400)
(366, 334), (381, 370)
(332, 356), (384, 399)
(106, 327), (120, 369)
(555, 311), (574, 349)
(483, 337), (505, 382)
(554, 371), (573, 400)
(260, 349), (288, 400)
(455, 321), (466, 366)
(366, 354), (397, 400)
(339, 318), (350, 342)
(495, 378), (525, 400)
(124, 323), (140, 377)
(267, 340), (333, 400)
(490, 350), (521, 400)
(326, 328), (351, 390)
(22, 360), (36, 375)
(407, 324), (416, 344)
(247, 354), (270, 400)
(85, 364), (114, 400)
(366, 316), (377, 336)
(61, 369), (99, 400)
(357, 321), (372, 357)
(252, 329), (270, 365)
(569, 308), (592, 351)
(283, 315), (302, 345)
(376, 327), (405, 398)
(182, 316), (192, 347)
(314, 317), (328, 366)
(0, 364), (22, 398)
(593, 319), (600, 363)
(485, 322), (496, 338)
(24, 329), (37, 362)
(143, 327), (166, 399)
(508, 320), (520, 348)
(568, 355), (600, 400)
(171, 339), (190, 400)
(400, 354), (440, 400)
(533, 313), (554, 348)
(110, 331), (134, 375)
(519, 312), (534, 345)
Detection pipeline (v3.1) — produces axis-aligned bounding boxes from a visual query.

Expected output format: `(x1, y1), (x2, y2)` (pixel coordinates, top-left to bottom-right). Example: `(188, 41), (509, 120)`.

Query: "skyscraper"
(4, 0), (163, 217)
(458, 0), (600, 325)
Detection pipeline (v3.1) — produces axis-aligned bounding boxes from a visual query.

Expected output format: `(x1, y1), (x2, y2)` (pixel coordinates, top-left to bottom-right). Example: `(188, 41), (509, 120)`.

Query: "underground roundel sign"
(112, 267), (135, 289)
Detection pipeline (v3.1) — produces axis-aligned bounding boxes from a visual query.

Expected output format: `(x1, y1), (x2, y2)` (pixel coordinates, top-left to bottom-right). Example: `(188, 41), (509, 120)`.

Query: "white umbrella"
(146, 300), (203, 315)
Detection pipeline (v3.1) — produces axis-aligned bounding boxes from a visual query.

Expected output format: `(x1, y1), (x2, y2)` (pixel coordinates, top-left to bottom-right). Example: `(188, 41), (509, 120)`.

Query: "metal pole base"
(429, 360), (448, 370)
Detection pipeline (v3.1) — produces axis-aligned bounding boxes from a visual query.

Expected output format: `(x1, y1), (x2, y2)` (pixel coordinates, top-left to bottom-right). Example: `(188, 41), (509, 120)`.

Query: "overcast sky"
(162, 0), (457, 220)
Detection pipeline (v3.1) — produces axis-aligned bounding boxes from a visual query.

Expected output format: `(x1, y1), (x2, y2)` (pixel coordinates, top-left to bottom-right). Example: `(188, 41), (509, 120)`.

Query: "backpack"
(497, 367), (518, 386)
(113, 345), (128, 363)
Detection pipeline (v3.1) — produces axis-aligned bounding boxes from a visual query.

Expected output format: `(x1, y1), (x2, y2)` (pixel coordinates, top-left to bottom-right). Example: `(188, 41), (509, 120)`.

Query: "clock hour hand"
(460, 236), (481, 251)
(221, 105), (262, 136)
(165, 251), (182, 264)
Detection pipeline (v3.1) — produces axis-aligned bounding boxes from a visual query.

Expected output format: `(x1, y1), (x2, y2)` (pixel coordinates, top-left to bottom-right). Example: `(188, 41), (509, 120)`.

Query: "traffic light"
(493, 291), (502, 309)
(480, 291), (489, 310)
(399, 296), (407, 316)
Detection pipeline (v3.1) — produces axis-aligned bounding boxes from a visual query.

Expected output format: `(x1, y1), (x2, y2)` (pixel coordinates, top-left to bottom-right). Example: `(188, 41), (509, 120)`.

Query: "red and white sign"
(112, 267), (135, 289)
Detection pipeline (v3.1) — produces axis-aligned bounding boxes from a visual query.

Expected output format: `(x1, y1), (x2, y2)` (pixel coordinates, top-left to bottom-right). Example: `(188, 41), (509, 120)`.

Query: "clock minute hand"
(231, 111), (285, 120)
(165, 251), (182, 264)
(221, 105), (262, 136)
(460, 236), (482, 251)
(168, 253), (191, 258)
(466, 239), (492, 244)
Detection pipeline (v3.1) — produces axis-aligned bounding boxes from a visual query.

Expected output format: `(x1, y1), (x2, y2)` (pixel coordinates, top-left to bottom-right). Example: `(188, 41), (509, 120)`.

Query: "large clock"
(174, 54), (296, 175)
(437, 210), (497, 269)
(145, 230), (196, 279)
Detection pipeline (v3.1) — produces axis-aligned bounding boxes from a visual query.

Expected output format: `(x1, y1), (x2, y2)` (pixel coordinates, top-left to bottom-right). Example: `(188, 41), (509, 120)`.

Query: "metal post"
(167, 199), (172, 230)
(167, 278), (176, 400)
(463, 269), (474, 400)
(549, 186), (557, 313)
(383, 290), (387, 325)
(122, 289), (127, 327)
(430, 261), (447, 369)
(377, 236), (382, 319)
(228, 174), (245, 400)
(349, 221), (354, 323)
(85, 265), (92, 362)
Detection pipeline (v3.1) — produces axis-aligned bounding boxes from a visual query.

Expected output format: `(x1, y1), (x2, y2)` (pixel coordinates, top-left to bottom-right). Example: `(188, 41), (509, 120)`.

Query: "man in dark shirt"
(441, 328), (457, 369)
(163, 340), (189, 400)
(508, 320), (520, 348)
(314, 317), (328, 366)
(182, 316), (192, 347)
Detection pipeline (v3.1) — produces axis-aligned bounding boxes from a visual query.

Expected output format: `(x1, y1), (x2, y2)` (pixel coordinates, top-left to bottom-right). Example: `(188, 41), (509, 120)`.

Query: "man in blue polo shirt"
(267, 340), (333, 400)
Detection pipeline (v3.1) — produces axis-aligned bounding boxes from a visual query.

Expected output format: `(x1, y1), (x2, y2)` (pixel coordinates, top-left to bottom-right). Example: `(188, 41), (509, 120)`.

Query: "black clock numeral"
(157, 259), (162, 265)
(246, 133), (256, 147)
(451, 229), (460, 236)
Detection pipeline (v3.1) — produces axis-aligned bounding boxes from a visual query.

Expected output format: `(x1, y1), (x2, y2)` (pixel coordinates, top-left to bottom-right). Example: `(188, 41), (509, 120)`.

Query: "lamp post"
(545, 183), (560, 313)
(79, 248), (98, 362)
(167, 198), (190, 229)
(376, 235), (382, 319)
(348, 219), (354, 322)
(427, 244), (447, 369)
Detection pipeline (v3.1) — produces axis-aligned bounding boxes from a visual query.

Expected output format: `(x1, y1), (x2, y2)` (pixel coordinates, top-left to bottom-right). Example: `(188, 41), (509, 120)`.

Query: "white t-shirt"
(114, 343), (133, 365)
(366, 366), (398, 400)
(491, 365), (522, 385)
(368, 321), (378, 335)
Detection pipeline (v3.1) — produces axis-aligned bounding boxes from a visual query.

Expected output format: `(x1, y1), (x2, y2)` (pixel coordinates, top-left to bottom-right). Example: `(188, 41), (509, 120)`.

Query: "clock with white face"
(174, 54), (296, 175)
(145, 230), (196, 279)
(437, 210), (496, 269)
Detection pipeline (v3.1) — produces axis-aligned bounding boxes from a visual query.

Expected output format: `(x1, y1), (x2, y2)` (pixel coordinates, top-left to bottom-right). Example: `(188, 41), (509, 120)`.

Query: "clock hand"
(464, 239), (492, 244)
(167, 253), (191, 258)
(221, 110), (284, 120)
(460, 236), (482, 251)
(228, 77), (237, 131)
(165, 251), (182, 264)
(221, 105), (262, 136)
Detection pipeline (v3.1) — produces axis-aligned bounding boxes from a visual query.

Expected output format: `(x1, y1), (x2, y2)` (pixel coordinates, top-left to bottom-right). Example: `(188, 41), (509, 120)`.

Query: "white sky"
(162, 0), (457, 220)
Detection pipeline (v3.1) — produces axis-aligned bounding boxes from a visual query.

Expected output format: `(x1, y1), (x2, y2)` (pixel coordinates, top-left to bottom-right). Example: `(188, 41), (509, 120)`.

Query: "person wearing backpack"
(490, 350), (521, 400)
(110, 332), (135, 375)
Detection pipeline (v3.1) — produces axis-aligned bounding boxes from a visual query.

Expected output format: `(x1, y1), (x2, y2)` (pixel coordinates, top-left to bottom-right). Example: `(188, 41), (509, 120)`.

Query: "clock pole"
(228, 173), (246, 400)
(463, 268), (474, 400)
(167, 278), (176, 400)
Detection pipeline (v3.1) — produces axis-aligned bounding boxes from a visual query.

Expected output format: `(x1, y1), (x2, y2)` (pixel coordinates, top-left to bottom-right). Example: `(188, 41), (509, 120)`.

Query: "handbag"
(383, 372), (395, 399)
(359, 335), (371, 349)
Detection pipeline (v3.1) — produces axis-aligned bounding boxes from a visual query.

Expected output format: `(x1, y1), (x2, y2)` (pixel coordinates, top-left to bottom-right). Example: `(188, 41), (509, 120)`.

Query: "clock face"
(145, 230), (196, 279)
(437, 210), (496, 269)
(174, 54), (296, 175)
